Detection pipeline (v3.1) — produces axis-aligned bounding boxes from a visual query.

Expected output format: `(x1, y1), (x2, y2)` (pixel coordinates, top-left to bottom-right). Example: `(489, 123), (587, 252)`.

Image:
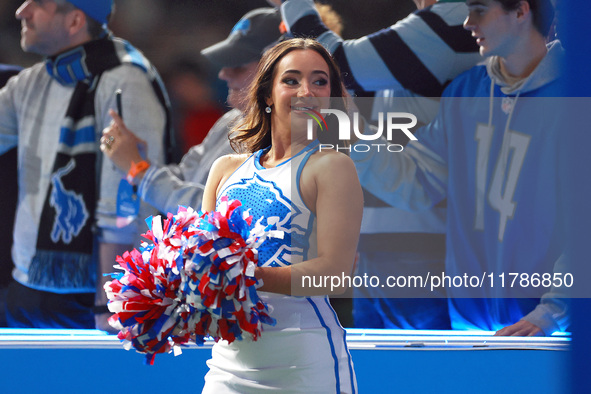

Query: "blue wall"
(0, 346), (570, 393)
(562, 1), (591, 392)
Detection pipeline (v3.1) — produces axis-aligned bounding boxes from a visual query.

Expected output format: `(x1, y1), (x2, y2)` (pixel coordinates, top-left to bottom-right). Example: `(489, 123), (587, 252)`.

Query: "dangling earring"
(265, 106), (272, 114)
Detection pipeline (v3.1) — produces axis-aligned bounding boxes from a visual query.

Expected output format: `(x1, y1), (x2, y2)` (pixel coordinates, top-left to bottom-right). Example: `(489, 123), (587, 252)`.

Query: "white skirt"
(203, 294), (357, 394)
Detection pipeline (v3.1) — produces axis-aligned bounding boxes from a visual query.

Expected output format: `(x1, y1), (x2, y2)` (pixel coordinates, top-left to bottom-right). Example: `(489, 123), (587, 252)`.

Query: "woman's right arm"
(201, 154), (245, 211)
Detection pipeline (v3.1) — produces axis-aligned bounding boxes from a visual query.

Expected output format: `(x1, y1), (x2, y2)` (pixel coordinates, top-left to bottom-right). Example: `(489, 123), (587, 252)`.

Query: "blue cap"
(201, 8), (281, 68)
(67, 0), (113, 25)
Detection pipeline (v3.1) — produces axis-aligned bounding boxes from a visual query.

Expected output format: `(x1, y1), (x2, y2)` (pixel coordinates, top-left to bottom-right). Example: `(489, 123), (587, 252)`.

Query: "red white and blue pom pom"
(104, 198), (278, 364)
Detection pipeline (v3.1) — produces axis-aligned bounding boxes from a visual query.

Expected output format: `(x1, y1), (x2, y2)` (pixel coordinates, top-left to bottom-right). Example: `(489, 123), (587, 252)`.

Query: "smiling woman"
(229, 38), (350, 154)
(265, 49), (332, 147)
(200, 38), (363, 393)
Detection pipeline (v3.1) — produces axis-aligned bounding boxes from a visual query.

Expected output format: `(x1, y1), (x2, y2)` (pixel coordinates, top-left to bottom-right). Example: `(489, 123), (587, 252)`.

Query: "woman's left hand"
(100, 109), (147, 174)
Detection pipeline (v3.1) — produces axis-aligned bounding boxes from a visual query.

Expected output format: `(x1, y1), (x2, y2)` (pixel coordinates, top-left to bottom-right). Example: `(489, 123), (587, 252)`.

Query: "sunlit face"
(218, 61), (259, 112)
(16, 0), (71, 56)
(266, 49), (332, 140)
(464, 0), (517, 58)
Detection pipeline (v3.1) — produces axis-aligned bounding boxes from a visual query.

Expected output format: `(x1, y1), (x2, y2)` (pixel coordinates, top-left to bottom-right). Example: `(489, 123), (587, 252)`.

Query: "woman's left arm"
(256, 152), (363, 295)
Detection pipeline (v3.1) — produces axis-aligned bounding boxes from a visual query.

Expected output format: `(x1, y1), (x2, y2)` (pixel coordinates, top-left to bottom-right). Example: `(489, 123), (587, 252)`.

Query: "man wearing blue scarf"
(0, 0), (172, 331)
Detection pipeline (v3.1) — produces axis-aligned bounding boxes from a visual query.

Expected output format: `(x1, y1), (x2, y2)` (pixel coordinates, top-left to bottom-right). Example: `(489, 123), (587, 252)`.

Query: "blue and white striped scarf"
(29, 35), (172, 291)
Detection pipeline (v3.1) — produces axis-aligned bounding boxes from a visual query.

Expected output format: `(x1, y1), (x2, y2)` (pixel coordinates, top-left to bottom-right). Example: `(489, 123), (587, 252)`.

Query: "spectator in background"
(351, 0), (567, 335)
(0, 0), (170, 330)
(0, 63), (22, 327)
(274, 0), (481, 96)
(101, 2), (347, 218)
(100, 7), (283, 217)
(164, 56), (224, 162)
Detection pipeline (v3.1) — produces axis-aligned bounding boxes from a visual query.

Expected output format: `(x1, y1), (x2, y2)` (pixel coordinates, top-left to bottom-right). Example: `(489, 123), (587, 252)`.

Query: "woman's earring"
(265, 106), (272, 114)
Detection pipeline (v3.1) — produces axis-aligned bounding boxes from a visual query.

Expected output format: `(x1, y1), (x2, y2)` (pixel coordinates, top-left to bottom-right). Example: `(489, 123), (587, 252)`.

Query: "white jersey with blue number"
(203, 141), (357, 394)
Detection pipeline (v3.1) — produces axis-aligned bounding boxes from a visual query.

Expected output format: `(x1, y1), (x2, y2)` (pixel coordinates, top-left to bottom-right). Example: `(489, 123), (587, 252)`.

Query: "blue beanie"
(67, 0), (113, 25)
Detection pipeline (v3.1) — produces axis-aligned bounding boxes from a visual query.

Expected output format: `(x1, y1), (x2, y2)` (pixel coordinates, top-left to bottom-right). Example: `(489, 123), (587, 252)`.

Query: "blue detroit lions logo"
(49, 159), (89, 244)
(221, 173), (303, 267)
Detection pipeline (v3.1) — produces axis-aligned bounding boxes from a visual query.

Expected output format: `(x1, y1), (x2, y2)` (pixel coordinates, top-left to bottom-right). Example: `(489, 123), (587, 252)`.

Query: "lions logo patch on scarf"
(49, 159), (90, 244)
(27, 37), (173, 290)
(30, 76), (98, 290)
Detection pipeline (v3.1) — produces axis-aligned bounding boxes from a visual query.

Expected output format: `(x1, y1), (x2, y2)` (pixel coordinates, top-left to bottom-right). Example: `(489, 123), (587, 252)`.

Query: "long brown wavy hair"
(230, 38), (349, 154)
